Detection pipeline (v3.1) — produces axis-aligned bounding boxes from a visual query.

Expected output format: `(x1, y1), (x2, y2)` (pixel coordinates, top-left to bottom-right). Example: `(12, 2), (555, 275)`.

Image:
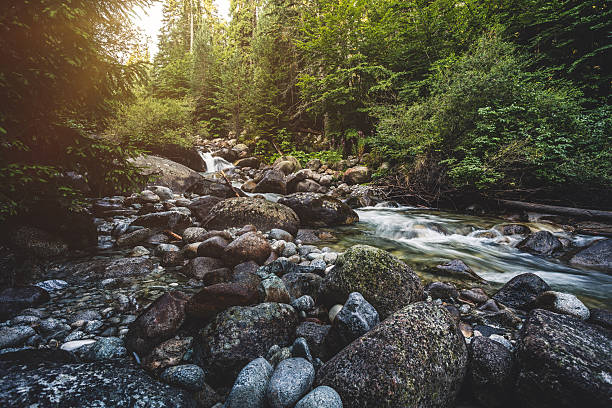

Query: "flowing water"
(198, 151), (234, 173)
(322, 205), (611, 308)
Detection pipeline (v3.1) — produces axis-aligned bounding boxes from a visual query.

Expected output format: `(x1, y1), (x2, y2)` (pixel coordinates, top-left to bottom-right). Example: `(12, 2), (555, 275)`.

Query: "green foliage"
(105, 97), (198, 151)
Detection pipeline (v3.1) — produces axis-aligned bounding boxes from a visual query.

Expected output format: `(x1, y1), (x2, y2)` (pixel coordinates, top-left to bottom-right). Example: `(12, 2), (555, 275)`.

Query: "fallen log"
(497, 199), (612, 222)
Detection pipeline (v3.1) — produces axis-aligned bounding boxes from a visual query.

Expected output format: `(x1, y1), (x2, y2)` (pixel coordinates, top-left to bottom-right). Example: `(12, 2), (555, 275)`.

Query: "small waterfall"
(198, 150), (234, 173)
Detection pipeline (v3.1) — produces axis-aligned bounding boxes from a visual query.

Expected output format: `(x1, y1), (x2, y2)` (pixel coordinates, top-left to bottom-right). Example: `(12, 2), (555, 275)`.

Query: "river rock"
(0, 286), (50, 321)
(535, 291), (590, 320)
(518, 231), (562, 256)
(334, 292), (379, 344)
(258, 272), (291, 303)
(142, 337), (192, 372)
(194, 302), (299, 387)
(322, 245), (423, 318)
(274, 156), (302, 175)
(316, 302), (468, 408)
(295, 386), (343, 408)
(468, 336), (516, 408)
(197, 236), (230, 258)
(83, 337), (127, 361)
(235, 157), (260, 168)
(186, 282), (259, 320)
(266, 357), (315, 408)
(233, 261), (263, 289)
(269, 228), (293, 242)
(588, 308), (612, 330)
(500, 224), (531, 235)
(516, 308), (612, 408)
(204, 197), (300, 236)
(188, 175), (244, 198)
(131, 210), (191, 231)
(11, 225), (68, 258)
(125, 291), (190, 356)
(225, 232), (272, 266)
(343, 166), (370, 185)
(183, 257), (226, 281)
(63, 257), (155, 281)
(282, 272), (323, 302)
(426, 281), (459, 300)
(182, 227), (207, 244)
(291, 295), (315, 312)
(0, 360), (197, 407)
(432, 259), (484, 281)
(492, 273), (550, 310)
(0, 325), (36, 349)
(569, 239), (612, 272)
(225, 357), (273, 408)
(278, 193), (359, 227)
(188, 196), (223, 222)
(254, 169), (287, 194)
(131, 154), (203, 193)
(295, 322), (331, 359)
(160, 364), (206, 391)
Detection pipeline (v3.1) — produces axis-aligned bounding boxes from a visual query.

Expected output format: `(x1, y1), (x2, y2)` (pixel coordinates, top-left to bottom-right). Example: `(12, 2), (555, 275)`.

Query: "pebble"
(266, 357), (315, 408)
(10, 315), (40, 326)
(295, 386), (343, 408)
(160, 364), (206, 391)
(130, 246), (150, 257)
(334, 292), (380, 343)
(225, 357), (273, 408)
(282, 242), (298, 257)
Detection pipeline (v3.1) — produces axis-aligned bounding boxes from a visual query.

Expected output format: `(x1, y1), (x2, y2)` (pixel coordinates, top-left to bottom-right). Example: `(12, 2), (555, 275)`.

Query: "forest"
(1, 0), (611, 218)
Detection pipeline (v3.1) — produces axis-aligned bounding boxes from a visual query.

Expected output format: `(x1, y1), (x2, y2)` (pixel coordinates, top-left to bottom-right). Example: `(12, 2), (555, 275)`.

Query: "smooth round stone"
(83, 337), (126, 360)
(131, 246), (150, 257)
(282, 242), (298, 257)
(270, 229), (293, 242)
(0, 326), (36, 349)
(535, 291), (590, 320)
(295, 386), (343, 408)
(160, 364), (206, 391)
(328, 305), (343, 323)
(35, 280), (69, 292)
(225, 357), (273, 408)
(266, 357), (315, 408)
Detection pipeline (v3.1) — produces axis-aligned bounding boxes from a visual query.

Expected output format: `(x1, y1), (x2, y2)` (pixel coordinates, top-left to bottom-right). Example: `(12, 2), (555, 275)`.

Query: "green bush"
(105, 97), (198, 152)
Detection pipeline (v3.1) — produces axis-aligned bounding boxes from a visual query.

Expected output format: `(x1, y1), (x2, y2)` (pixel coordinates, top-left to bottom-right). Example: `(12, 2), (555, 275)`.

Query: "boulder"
(282, 272), (323, 302)
(286, 169), (315, 193)
(182, 257), (227, 283)
(116, 228), (153, 247)
(468, 336), (516, 408)
(188, 196), (223, 222)
(197, 236), (230, 258)
(63, 257), (155, 281)
(518, 231), (562, 256)
(0, 360), (197, 407)
(0, 325), (36, 348)
(225, 232), (272, 266)
(278, 193), (359, 227)
(235, 157), (260, 168)
(273, 156), (302, 175)
(142, 337), (192, 372)
(254, 169), (287, 194)
(194, 302), (299, 387)
(343, 166), (370, 185)
(131, 154), (203, 193)
(266, 357), (315, 408)
(187, 176), (244, 198)
(295, 386), (343, 408)
(186, 282), (259, 321)
(535, 291), (590, 320)
(588, 308), (612, 330)
(160, 364), (206, 391)
(569, 239), (612, 272)
(295, 179), (323, 193)
(204, 197), (300, 236)
(492, 273), (550, 310)
(322, 245), (423, 318)
(425, 282), (459, 300)
(0, 286), (50, 322)
(516, 309), (612, 408)
(125, 291), (190, 356)
(225, 357), (274, 408)
(131, 210), (191, 231)
(182, 227), (207, 244)
(241, 180), (257, 193)
(295, 322), (331, 359)
(316, 302), (468, 408)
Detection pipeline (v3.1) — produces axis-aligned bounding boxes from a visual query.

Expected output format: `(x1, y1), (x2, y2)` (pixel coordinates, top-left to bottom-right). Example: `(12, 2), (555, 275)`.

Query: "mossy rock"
(316, 302), (468, 408)
(203, 197), (300, 236)
(322, 245), (423, 318)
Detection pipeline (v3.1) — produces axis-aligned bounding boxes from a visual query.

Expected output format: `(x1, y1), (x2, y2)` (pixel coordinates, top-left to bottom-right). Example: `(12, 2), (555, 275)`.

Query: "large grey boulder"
(254, 169), (287, 194)
(316, 302), (468, 408)
(518, 231), (562, 256)
(569, 239), (612, 272)
(194, 302), (298, 387)
(516, 309), (612, 408)
(322, 245), (423, 318)
(0, 360), (197, 407)
(492, 273), (550, 310)
(278, 193), (358, 227)
(131, 154), (203, 193)
(204, 197), (300, 236)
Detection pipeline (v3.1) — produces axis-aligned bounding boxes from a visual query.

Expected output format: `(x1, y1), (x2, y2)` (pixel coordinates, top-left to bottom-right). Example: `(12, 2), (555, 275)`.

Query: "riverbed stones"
(492, 273), (550, 310)
(426, 282), (459, 300)
(183, 257), (226, 281)
(204, 197), (300, 236)
(296, 322), (331, 359)
(0, 360), (198, 407)
(83, 337), (127, 361)
(254, 169), (287, 194)
(468, 336), (516, 408)
(188, 196), (223, 222)
(258, 272), (291, 304)
(132, 210), (191, 231)
(432, 259), (484, 281)
(225, 357), (273, 408)
(535, 291), (590, 320)
(225, 232), (272, 266)
(278, 193), (358, 227)
(518, 231), (562, 256)
(195, 302), (299, 386)
(269, 228), (293, 242)
(569, 239), (612, 272)
(500, 224), (531, 236)
(516, 309), (612, 408)
(282, 272), (323, 302)
(186, 282), (259, 320)
(0, 325), (36, 349)
(295, 386), (343, 408)
(316, 302), (468, 408)
(266, 357), (315, 408)
(334, 292), (379, 344)
(343, 166), (370, 185)
(142, 337), (192, 372)
(125, 291), (190, 356)
(0, 286), (50, 321)
(197, 235), (230, 258)
(160, 364), (206, 391)
(322, 245), (423, 318)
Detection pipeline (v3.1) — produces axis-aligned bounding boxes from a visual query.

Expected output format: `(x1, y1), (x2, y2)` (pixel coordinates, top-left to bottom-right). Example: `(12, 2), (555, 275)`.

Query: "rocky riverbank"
(1, 141), (610, 407)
